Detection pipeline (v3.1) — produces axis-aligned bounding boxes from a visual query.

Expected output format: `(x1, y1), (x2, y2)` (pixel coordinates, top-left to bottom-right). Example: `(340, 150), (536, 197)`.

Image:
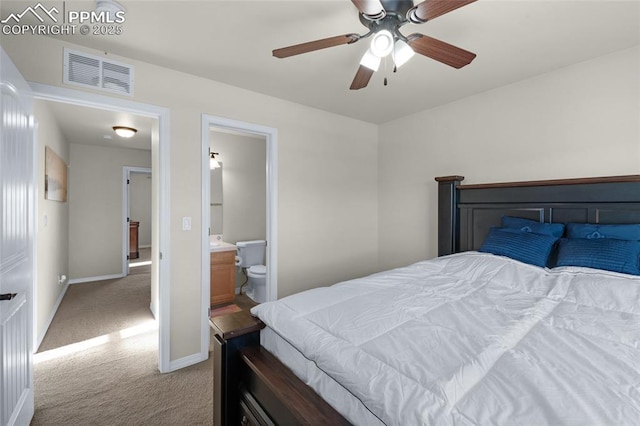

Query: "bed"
(212, 174), (640, 425)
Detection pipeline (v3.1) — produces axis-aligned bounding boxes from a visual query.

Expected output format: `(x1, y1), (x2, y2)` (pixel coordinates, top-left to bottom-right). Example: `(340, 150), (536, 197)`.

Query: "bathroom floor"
(210, 293), (257, 315)
(234, 293), (258, 311)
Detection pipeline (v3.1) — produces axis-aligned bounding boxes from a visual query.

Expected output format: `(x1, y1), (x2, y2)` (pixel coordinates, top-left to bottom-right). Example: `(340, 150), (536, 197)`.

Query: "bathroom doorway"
(200, 115), (277, 330)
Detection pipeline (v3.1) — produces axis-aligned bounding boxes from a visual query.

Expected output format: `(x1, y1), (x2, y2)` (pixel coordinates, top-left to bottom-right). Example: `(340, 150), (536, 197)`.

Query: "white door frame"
(30, 82), (172, 373)
(122, 166), (152, 276)
(201, 114), (278, 356)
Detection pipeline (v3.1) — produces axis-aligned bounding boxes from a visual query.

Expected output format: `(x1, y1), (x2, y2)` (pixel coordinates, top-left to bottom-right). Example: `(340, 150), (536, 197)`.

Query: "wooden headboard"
(435, 175), (640, 256)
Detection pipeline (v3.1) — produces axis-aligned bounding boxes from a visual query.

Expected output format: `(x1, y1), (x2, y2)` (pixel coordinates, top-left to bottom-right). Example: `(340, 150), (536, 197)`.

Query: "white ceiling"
(44, 100), (154, 150)
(3, 0), (639, 134)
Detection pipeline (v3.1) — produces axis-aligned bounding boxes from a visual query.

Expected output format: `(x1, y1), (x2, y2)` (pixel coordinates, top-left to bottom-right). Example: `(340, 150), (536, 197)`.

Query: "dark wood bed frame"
(436, 174), (640, 255)
(213, 174), (640, 425)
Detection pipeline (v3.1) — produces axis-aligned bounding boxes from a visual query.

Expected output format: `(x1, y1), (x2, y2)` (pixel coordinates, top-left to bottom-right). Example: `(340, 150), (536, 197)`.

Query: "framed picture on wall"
(45, 146), (67, 202)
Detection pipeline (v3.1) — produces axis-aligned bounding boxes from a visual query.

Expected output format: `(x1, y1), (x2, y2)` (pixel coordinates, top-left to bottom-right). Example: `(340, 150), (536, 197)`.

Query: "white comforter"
(251, 252), (640, 425)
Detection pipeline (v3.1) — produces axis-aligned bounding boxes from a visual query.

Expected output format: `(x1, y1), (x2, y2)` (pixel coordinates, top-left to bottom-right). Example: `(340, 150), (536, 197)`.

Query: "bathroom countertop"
(210, 241), (236, 253)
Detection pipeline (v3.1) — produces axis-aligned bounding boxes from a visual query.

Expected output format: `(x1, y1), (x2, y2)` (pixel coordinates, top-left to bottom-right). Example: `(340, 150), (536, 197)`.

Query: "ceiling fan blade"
(407, 34), (476, 68)
(350, 65), (375, 90)
(351, 0), (385, 18)
(410, 0), (476, 22)
(273, 34), (359, 58)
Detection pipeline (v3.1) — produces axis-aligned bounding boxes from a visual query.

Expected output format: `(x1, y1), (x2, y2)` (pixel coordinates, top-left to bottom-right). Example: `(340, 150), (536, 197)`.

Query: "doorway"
(124, 167), (153, 310)
(124, 169), (153, 263)
(201, 114), (278, 351)
(31, 83), (171, 373)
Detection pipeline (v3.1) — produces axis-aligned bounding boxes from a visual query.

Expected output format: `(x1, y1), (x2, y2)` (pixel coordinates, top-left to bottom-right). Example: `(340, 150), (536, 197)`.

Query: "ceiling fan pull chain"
(383, 56), (388, 86)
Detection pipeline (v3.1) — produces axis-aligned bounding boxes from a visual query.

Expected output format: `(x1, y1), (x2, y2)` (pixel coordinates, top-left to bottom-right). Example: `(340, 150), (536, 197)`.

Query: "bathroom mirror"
(210, 163), (223, 235)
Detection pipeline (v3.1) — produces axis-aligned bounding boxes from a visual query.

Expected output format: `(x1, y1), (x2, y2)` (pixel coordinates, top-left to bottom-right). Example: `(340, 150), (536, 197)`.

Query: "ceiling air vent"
(63, 48), (134, 96)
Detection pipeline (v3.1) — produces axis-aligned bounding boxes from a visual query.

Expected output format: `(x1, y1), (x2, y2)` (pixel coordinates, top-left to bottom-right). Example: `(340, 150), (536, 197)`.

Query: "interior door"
(0, 48), (35, 426)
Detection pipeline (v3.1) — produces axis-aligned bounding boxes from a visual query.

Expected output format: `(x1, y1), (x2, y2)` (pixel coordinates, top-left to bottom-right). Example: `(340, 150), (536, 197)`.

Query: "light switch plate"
(182, 216), (191, 231)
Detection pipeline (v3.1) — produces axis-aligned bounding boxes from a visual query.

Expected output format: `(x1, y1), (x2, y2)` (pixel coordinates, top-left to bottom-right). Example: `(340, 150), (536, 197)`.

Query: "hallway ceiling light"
(113, 126), (137, 138)
(210, 152), (220, 170)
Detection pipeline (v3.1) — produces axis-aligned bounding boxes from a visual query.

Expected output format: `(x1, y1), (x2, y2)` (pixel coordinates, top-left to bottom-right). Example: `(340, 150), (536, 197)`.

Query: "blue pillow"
(565, 223), (640, 241)
(479, 227), (559, 268)
(555, 238), (640, 275)
(502, 216), (565, 238)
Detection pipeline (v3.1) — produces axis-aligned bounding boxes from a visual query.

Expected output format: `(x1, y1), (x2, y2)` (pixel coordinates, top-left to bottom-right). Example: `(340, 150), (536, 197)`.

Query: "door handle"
(0, 293), (17, 301)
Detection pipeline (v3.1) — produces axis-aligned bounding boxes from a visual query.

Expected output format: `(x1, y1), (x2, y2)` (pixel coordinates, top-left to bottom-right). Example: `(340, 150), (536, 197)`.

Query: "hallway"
(32, 256), (213, 425)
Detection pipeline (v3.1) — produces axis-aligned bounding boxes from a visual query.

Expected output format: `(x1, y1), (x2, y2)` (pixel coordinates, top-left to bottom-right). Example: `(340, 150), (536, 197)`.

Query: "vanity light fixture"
(210, 152), (220, 170)
(112, 126), (137, 138)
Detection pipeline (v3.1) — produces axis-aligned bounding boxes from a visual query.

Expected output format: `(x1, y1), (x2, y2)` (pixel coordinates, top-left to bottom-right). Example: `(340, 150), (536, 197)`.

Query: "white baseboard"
(68, 273), (124, 285)
(35, 280), (70, 352)
(168, 352), (208, 372)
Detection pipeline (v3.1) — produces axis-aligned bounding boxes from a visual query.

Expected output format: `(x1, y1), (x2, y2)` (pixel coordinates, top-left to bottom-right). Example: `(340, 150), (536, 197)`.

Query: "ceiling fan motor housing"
(359, 0), (415, 37)
(381, 0), (415, 16)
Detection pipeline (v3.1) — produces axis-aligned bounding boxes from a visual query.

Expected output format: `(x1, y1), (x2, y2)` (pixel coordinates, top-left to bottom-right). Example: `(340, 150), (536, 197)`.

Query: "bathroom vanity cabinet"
(211, 249), (236, 306)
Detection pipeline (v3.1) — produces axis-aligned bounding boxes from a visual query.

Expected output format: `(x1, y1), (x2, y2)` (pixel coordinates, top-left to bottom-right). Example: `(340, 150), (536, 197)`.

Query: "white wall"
(130, 172), (152, 248)
(68, 143), (151, 280)
(34, 99), (69, 346)
(2, 35), (379, 363)
(378, 46), (640, 271)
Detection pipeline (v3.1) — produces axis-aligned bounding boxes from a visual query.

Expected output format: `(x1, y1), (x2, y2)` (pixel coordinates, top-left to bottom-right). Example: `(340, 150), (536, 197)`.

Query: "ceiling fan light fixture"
(273, 0), (478, 90)
(360, 49), (381, 71)
(392, 39), (415, 68)
(113, 126), (137, 138)
(370, 30), (394, 58)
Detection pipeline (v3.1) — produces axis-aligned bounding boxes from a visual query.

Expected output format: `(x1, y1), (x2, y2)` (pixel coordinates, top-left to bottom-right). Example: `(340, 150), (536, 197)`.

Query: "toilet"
(236, 240), (267, 303)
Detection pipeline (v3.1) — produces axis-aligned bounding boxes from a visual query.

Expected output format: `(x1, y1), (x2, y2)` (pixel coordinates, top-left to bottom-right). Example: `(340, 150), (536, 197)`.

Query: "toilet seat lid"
(248, 265), (267, 275)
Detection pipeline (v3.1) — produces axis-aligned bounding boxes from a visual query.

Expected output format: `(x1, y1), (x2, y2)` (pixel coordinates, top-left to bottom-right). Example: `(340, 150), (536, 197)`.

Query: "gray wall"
(130, 171), (152, 247)
(6, 33), (379, 362)
(211, 130), (267, 290)
(378, 46), (640, 271)
(18, 35), (637, 364)
(68, 143), (151, 280)
(211, 131), (266, 245)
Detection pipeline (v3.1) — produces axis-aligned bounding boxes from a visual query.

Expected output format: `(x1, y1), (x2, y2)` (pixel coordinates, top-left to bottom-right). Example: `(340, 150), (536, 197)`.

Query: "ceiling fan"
(273, 0), (477, 90)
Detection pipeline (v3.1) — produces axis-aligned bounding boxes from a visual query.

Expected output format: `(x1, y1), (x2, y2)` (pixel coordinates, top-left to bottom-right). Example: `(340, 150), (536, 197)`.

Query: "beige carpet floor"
(32, 259), (213, 425)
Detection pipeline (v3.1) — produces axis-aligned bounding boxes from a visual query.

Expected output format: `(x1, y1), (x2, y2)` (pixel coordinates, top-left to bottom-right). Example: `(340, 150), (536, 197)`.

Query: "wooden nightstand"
(210, 310), (264, 426)
(210, 310), (349, 426)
